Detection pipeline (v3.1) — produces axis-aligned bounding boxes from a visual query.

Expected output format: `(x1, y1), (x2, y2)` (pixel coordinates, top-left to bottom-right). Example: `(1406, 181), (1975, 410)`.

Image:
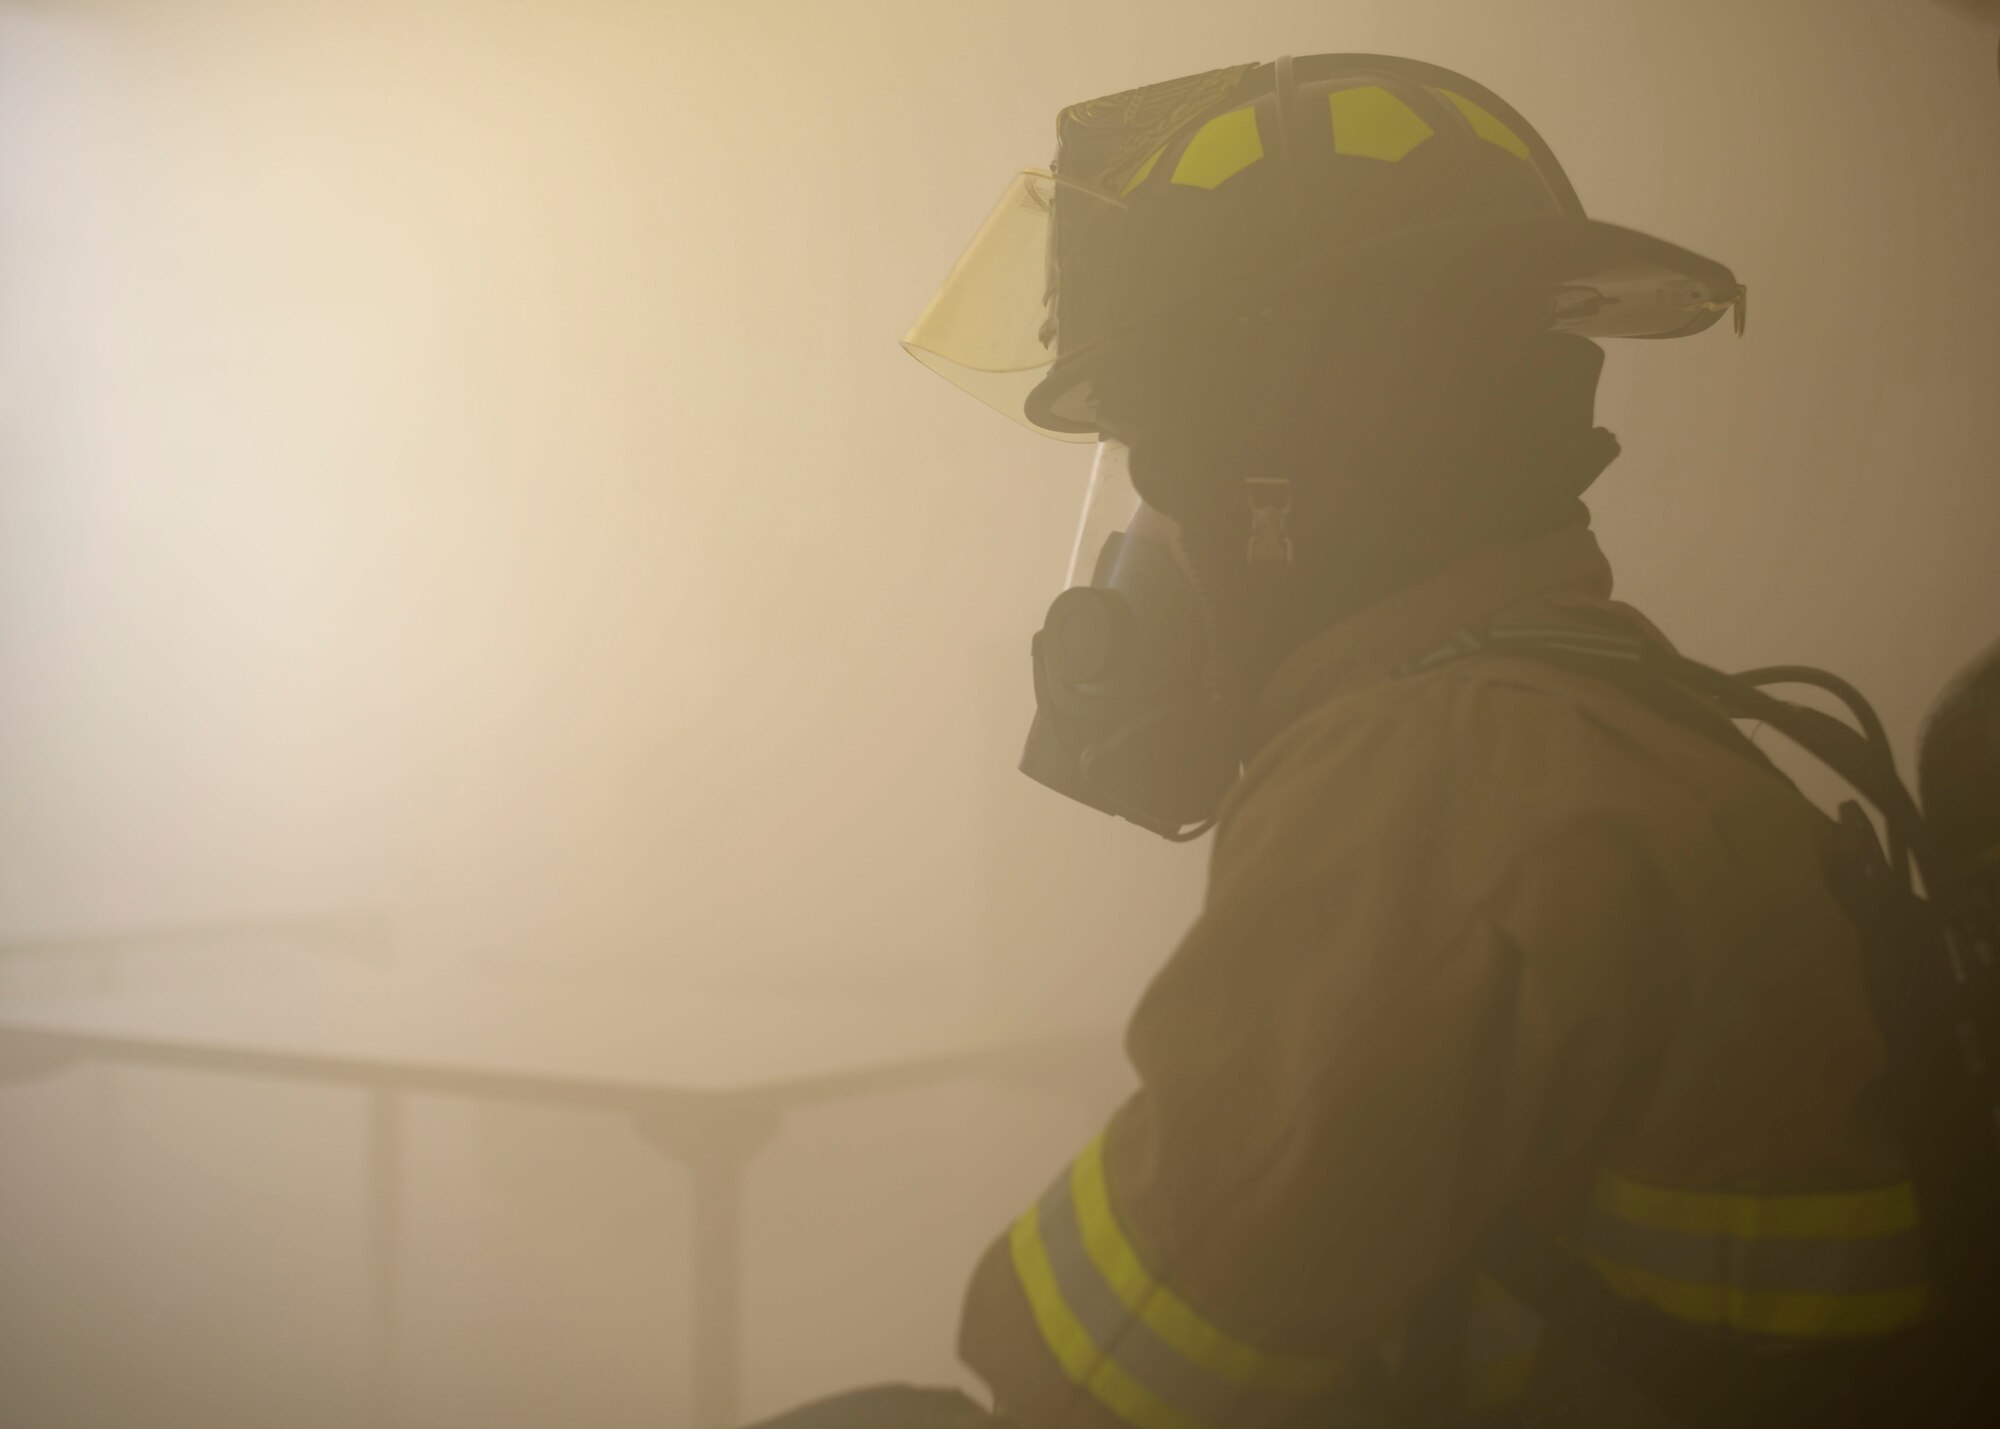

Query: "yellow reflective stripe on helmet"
(1591, 1172), (1919, 1241)
(1070, 1134), (1346, 1394)
(1438, 89), (1532, 161)
(1327, 85), (1435, 162)
(1009, 1205), (1213, 1429)
(1587, 1257), (1930, 1339)
(1170, 106), (1264, 189)
(1121, 145), (1167, 196)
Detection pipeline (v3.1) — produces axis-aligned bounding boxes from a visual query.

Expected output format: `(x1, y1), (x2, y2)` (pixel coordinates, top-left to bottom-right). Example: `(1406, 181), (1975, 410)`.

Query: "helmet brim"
(1022, 214), (1743, 437)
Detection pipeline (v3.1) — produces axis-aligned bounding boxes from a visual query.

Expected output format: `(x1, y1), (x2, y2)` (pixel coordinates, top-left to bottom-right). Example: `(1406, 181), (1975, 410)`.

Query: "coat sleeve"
(957, 692), (1694, 1429)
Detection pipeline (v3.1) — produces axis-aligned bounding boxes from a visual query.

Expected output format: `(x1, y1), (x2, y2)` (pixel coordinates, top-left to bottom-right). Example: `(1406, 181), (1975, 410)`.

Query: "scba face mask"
(1019, 441), (1245, 839)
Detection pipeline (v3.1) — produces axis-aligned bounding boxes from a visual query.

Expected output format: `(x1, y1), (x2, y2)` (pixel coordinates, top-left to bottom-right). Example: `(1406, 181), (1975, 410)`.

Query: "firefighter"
(896, 55), (1948, 1427)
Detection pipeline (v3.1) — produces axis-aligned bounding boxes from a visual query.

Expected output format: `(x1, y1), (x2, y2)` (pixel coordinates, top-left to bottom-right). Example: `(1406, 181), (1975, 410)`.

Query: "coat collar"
(1249, 525), (1624, 746)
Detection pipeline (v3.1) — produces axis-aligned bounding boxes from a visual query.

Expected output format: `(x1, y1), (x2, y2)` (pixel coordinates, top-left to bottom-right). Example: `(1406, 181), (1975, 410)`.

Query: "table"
(0, 966), (1124, 1427)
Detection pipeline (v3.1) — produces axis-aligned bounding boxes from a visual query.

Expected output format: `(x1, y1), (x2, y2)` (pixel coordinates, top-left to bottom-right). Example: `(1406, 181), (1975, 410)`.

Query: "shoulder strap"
(1401, 624), (1788, 783)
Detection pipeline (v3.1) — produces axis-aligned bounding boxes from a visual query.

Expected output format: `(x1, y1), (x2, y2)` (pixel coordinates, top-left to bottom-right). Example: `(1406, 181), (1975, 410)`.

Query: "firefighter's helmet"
(904, 55), (1744, 440)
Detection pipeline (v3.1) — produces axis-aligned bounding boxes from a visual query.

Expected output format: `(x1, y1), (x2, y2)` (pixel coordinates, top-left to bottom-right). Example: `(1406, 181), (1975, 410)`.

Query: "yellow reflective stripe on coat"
(1010, 1208), (1209, 1429)
(1003, 1134), (1346, 1429)
(1069, 1135), (1343, 1395)
(1170, 106), (1263, 189)
(1587, 1259), (1930, 1339)
(1591, 1171), (1919, 1241)
(1461, 1273), (1543, 1410)
(1576, 1171), (1931, 1340)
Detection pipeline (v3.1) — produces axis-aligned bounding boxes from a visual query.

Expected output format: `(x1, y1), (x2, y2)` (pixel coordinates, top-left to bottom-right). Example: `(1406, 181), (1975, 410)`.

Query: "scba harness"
(1401, 625), (2000, 1428)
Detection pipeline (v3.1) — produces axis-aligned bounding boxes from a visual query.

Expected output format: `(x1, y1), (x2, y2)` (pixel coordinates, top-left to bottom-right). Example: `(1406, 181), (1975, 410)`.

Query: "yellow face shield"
(899, 170), (1122, 442)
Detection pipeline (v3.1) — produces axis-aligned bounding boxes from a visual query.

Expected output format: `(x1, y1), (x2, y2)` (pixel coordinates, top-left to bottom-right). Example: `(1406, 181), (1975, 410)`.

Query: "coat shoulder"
(1216, 652), (1787, 912)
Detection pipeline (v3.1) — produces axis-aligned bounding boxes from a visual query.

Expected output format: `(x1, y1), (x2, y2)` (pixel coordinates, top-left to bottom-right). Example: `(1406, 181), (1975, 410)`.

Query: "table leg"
(635, 1099), (780, 1429)
(365, 1084), (402, 1428)
(689, 1143), (744, 1429)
